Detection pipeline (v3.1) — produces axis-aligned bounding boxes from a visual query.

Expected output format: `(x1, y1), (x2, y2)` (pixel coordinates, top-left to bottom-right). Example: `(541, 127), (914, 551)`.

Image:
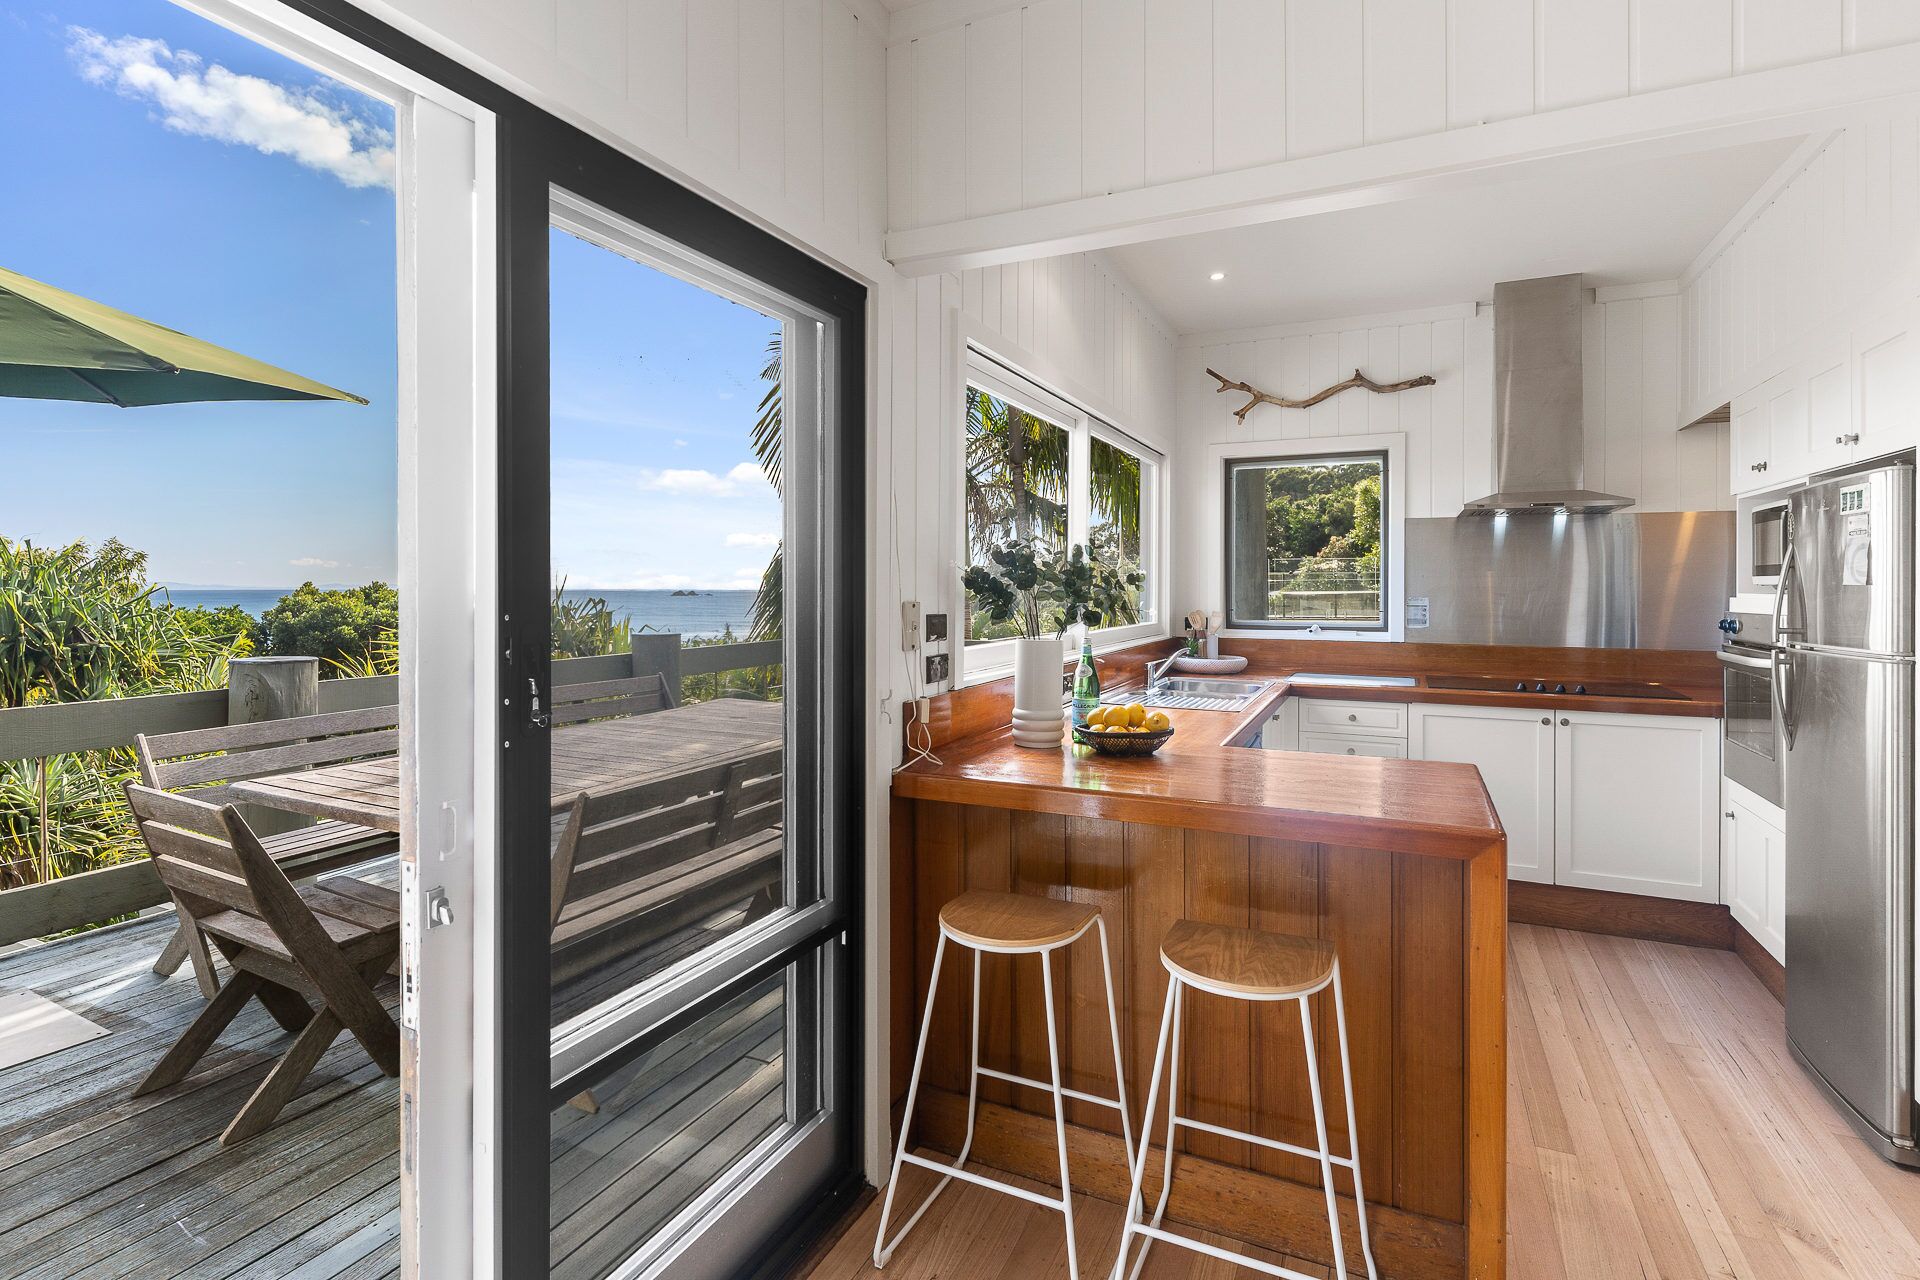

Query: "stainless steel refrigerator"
(1783, 456), (1917, 1165)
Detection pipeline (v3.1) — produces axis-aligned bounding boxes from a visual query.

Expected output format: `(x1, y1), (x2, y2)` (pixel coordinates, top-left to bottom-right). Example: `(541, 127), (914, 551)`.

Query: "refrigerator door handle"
(1773, 646), (1795, 749)
(1775, 527), (1803, 639)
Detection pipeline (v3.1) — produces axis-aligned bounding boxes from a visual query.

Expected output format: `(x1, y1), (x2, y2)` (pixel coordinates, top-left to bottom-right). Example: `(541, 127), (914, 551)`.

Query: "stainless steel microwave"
(1751, 499), (1789, 586)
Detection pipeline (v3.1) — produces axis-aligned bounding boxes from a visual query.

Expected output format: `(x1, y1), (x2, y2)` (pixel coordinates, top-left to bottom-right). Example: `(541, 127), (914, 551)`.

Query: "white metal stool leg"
(1113, 977), (1183, 1280)
(1040, 947), (1080, 1280)
(1111, 967), (1378, 1280)
(1095, 918), (1138, 1190)
(877, 921), (1136, 1275)
(1299, 990), (1348, 1280)
(1110, 976), (1177, 1280)
(1331, 962), (1379, 1279)
(873, 932), (952, 1267)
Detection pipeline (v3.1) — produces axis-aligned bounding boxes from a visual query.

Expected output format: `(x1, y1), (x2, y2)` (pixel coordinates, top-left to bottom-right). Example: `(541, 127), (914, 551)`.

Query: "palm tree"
(747, 335), (782, 641)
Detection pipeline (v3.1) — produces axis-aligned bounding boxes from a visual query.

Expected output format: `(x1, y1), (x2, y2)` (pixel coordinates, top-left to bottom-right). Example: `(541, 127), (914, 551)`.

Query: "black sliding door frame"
(497, 112), (867, 1279)
(227, 6), (866, 1274)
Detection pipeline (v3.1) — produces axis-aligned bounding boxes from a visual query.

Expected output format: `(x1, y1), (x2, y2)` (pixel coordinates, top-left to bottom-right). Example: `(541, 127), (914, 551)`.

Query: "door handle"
(527, 676), (551, 730)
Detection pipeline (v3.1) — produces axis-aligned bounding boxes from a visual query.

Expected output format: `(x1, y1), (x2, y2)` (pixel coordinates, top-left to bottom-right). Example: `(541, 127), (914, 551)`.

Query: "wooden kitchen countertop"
(893, 637), (1721, 858)
(893, 682), (1505, 858)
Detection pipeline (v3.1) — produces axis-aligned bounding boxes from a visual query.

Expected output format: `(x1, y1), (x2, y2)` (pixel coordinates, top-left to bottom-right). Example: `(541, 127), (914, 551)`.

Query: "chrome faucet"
(1144, 651), (1183, 690)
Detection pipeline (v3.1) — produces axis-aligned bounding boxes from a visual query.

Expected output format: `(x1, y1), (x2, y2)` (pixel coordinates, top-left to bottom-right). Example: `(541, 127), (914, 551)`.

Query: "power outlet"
(925, 612), (949, 643)
(925, 653), (950, 684)
(900, 600), (921, 651)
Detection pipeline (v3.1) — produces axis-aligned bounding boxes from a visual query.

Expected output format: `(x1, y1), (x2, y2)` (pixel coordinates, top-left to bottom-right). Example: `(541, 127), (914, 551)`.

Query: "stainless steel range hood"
(1462, 274), (1634, 515)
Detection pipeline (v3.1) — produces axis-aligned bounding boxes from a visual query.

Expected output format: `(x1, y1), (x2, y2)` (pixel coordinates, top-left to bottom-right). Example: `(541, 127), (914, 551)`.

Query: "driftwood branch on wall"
(1205, 366), (1437, 424)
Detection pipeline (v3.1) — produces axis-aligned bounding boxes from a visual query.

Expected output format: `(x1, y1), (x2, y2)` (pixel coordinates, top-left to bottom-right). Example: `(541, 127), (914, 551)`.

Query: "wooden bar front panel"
(895, 796), (1483, 1276)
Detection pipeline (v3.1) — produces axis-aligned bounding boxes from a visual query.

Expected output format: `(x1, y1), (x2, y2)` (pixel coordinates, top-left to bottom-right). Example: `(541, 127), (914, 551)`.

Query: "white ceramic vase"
(1009, 636), (1064, 749)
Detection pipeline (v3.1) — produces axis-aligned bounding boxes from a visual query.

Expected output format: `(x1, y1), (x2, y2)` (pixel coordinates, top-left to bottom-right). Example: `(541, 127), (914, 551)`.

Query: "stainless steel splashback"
(1404, 511), (1734, 649)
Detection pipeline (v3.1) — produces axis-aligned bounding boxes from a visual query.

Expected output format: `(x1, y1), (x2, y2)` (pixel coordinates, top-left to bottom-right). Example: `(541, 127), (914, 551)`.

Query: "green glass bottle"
(1071, 635), (1100, 727)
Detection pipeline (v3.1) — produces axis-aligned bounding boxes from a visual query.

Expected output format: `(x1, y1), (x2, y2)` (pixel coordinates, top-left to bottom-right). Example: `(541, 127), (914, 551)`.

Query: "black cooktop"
(1425, 674), (1690, 701)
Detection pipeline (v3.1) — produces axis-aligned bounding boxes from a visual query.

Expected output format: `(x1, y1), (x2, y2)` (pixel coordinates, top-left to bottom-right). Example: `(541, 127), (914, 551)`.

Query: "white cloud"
(68, 28), (395, 189)
(644, 462), (772, 498)
(290, 556), (341, 568)
(724, 532), (780, 548)
(550, 458), (781, 590)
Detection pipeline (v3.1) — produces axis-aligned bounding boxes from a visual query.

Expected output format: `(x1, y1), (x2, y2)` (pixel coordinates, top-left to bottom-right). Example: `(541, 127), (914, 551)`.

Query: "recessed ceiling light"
(1209, 271), (1225, 282)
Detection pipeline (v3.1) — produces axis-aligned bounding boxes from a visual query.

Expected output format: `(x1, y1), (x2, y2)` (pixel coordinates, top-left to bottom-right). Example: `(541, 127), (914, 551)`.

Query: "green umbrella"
(0, 264), (366, 407)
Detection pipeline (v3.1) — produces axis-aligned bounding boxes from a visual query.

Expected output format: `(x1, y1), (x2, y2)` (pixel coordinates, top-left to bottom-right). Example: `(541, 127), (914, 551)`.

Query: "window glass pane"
(1228, 454), (1385, 627)
(963, 385), (1070, 643)
(548, 220), (801, 1032)
(1088, 434), (1149, 626)
(550, 966), (814, 1278)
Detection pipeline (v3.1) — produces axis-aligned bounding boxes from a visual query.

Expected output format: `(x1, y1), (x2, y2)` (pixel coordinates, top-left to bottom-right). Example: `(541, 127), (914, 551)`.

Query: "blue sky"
(1, 0), (780, 591)
(550, 229), (784, 592)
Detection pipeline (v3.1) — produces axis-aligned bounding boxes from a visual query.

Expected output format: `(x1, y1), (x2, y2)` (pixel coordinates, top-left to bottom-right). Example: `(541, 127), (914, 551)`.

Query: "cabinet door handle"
(1836, 436), (1848, 445)
(1541, 717), (1551, 725)
(1345, 747), (1357, 755)
(1560, 717), (1570, 726)
(1725, 811), (1736, 819)
(1844, 432), (1860, 445)
(1347, 713), (1358, 722)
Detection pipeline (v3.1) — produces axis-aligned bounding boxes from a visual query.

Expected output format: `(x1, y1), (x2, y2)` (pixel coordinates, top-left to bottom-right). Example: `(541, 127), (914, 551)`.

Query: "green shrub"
(260, 581), (398, 677)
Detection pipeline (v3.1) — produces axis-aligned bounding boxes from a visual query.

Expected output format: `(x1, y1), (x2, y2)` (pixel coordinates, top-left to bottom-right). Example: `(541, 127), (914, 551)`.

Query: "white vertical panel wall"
(1681, 101), (1920, 420)
(1171, 295), (1730, 610)
(888, 253), (1178, 693)
(887, 0), (1920, 230)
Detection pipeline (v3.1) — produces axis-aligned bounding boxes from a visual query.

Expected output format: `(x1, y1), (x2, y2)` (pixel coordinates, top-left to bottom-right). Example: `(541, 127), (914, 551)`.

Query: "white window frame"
(957, 348), (1166, 686)
(1203, 433), (1407, 643)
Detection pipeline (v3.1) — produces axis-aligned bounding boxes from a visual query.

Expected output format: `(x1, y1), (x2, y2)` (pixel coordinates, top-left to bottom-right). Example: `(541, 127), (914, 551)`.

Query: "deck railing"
(0, 633), (780, 945)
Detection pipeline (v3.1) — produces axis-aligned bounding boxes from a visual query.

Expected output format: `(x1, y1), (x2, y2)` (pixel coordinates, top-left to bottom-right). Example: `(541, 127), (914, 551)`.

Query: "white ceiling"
(1105, 137), (1802, 337)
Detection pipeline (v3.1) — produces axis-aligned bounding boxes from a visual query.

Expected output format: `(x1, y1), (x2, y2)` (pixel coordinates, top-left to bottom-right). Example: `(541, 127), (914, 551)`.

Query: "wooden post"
(227, 657), (320, 836)
(630, 633), (683, 705)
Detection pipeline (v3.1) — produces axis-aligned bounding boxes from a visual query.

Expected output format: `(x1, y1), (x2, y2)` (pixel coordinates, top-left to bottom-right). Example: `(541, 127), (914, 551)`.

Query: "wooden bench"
(124, 783), (400, 1145)
(136, 705), (400, 997)
(550, 742), (784, 988)
(551, 672), (675, 726)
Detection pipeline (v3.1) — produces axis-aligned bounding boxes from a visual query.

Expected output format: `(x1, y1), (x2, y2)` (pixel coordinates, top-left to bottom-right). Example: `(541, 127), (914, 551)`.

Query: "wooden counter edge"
(890, 768), (1507, 862)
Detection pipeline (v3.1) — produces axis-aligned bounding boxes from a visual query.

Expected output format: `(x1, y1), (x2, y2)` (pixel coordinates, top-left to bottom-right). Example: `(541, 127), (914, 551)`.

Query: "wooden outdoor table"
(229, 698), (785, 833)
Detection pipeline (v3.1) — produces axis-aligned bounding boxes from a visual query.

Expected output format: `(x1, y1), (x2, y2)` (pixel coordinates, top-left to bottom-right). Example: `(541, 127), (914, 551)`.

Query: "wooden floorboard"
(0, 858), (786, 1280)
(807, 923), (1920, 1280)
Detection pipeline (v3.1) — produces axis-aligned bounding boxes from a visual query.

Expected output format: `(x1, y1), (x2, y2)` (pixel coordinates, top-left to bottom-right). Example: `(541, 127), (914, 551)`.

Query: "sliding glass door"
(498, 122), (864, 1279)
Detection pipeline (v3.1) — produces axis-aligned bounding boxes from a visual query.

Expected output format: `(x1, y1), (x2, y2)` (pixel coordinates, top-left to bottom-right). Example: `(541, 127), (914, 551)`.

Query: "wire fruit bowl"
(1072, 724), (1175, 757)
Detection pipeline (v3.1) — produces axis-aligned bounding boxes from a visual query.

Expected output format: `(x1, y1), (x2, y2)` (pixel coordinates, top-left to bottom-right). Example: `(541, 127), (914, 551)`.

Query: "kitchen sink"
(1134, 677), (1274, 712)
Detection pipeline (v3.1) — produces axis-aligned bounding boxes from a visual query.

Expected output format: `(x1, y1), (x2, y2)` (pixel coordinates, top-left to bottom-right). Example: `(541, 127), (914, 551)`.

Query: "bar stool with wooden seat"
(875, 890), (1135, 1279)
(1112, 920), (1378, 1280)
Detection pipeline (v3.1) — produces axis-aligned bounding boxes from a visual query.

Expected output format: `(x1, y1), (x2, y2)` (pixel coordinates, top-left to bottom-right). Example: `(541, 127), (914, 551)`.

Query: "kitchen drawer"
(1301, 732), (1407, 759)
(1299, 700), (1408, 738)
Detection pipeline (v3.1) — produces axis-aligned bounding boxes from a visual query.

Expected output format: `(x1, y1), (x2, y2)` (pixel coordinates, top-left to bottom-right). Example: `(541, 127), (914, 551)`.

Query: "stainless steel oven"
(1751, 499), (1789, 586)
(1719, 609), (1783, 806)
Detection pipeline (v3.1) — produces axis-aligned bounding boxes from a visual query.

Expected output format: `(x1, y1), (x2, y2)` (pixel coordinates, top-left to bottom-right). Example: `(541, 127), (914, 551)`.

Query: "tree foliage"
(260, 581), (399, 676)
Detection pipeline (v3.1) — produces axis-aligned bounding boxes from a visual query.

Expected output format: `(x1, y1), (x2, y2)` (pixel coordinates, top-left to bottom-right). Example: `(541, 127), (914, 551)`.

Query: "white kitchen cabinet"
(1803, 340), (1853, 475)
(1299, 732), (1406, 759)
(1723, 780), (1787, 963)
(1553, 711), (1721, 903)
(1853, 295), (1920, 463)
(1762, 367), (1808, 486)
(1299, 699), (1408, 737)
(1731, 385), (1772, 495)
(1409, 704), (1556, 885)
(1262, 697), (1299, 752)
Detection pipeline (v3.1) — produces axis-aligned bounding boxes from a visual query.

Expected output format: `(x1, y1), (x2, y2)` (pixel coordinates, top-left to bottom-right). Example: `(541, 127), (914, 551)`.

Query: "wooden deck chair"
(136, 705), (400, 998)
(124, 783), (401, 1146)
(547, 743), (784, 1113)
(550, 672), (675, 725)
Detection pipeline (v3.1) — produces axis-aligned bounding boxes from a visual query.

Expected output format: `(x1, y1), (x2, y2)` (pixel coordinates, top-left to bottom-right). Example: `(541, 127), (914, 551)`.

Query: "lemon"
(1086, 706), (1108, 727)
(1126, 703), (1148, 728)
(1145, 711), (1171, 732)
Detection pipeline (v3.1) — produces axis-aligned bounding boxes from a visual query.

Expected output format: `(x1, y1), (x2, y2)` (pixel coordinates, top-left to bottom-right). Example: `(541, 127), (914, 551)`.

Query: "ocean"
(163, 587), (759, 640)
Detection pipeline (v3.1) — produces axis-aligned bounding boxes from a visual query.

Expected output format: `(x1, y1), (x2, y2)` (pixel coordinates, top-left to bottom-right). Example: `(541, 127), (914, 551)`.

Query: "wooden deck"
(0, 856), (788, 1279)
